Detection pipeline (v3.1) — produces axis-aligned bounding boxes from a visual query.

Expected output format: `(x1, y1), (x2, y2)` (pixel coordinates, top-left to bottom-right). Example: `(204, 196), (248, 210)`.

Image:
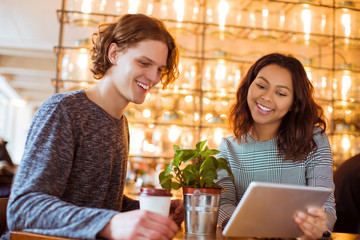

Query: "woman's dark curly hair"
(90, 13), (179, 89)
(230, 53), (326, 162)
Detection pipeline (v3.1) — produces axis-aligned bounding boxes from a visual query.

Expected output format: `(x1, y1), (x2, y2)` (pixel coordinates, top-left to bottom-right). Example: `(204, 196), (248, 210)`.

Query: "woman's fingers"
(294, 208), (328, 240)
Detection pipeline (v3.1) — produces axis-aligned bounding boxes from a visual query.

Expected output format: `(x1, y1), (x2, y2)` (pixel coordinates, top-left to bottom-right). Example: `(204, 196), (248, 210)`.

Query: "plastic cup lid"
(139, 187), (172, 197)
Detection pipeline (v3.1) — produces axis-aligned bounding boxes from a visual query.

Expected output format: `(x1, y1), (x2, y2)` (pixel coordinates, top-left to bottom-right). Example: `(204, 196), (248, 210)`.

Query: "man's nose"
(146, 68), (161, 84)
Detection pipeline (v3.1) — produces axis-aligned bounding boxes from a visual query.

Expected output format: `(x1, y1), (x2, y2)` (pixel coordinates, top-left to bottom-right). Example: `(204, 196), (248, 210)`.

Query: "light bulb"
(218, 0), (229, 28)
(262, 8), (268, 29)
(194, 113), (199, 121)
(174, 0), (185, 22)
(341, 13), (351, 37)
(77, 50), (88, 69)
(142, 109), (151, 118)
(128, 0), (140, 14)
(341, 75), (351, 99)
(205, 113), (213, 121)
(327, 106), (333, 113)
(81, 0), (92, 13)
(341, 135), (350, 151)
(185, 95), (193, 103)
(168, 125), (181, 143)
(214, 128), (224, 146)
(301, 7), (311, 34)
(147, 3), (153, 15)
(321, 77), (327, 88)
(215, 59), (226, 81)
(203, 97), (210, 105)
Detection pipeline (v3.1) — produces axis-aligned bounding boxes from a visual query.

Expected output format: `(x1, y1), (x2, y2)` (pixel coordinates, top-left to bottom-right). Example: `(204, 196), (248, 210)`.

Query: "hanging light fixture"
(67, 0), (107, 27)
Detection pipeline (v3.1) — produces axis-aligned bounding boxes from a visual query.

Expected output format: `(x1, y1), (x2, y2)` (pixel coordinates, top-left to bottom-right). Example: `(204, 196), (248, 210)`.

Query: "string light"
(128, 0), (140, 14)
(262, 8), (269, 29)
(81, 0), (93, 13)
(174, 0), (185, 22)
(341, 74), (351, 100)
(342, 11), (351, 37)
(341, 135), (350, 152)
(215, 59), (226, 82)
(168, 125), (181, 143)
(218, 0), (229, 30)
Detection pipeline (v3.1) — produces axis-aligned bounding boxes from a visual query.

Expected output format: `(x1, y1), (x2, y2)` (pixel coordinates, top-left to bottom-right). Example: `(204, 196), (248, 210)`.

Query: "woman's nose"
(261, 91), (272, 102)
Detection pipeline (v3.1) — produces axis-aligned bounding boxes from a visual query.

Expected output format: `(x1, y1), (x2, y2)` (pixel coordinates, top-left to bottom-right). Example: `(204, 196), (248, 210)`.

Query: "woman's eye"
(256, 83), (265, 89)
(277, 92), (287, 97)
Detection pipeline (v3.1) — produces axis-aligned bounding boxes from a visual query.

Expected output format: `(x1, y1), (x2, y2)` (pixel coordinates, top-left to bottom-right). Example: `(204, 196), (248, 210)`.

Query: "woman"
(6, 14), (182, 240)
(216, 53), (336, 239)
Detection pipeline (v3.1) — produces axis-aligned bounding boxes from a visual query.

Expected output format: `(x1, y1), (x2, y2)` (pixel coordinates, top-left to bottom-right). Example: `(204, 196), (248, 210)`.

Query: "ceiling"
(0, 0), (63, 105)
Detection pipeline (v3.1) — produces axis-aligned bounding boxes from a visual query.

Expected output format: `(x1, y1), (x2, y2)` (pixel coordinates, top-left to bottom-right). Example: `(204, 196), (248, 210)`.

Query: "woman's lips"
(256, 102), (273, 114)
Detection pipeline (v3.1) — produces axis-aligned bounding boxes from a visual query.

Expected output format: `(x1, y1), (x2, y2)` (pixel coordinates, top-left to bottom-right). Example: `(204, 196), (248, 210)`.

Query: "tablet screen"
(222, 181), (332, 238)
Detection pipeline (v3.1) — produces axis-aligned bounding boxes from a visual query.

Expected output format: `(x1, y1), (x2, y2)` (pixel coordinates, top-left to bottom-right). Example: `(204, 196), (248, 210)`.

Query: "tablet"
(222, 181), (332, 238)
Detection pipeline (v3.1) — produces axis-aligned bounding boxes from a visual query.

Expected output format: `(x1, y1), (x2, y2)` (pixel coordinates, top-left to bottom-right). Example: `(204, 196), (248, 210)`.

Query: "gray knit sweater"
(6, 90), (139, 239)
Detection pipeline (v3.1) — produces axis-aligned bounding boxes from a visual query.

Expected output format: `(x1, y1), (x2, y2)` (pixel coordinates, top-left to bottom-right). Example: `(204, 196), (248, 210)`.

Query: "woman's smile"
(256, 102), (273, 114)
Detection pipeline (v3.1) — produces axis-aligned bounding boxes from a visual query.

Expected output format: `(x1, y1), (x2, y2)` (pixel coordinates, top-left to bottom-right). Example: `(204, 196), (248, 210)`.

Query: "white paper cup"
(139, 188), (172, 216)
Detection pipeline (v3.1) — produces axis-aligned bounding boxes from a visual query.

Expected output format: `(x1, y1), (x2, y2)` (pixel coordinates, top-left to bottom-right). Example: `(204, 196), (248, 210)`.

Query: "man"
(6, 14), (183, 240)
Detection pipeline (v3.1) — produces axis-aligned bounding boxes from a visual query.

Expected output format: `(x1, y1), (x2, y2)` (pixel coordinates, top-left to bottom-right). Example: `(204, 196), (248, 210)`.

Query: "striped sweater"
(216, 129), (336, 231)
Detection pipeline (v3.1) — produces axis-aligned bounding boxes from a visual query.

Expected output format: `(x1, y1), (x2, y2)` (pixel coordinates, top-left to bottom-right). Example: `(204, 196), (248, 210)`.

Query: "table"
(10, 229), (360, 240)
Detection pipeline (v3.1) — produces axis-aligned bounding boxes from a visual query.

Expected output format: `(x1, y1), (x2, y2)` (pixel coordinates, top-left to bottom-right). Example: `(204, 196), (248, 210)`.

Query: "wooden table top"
(10, 229), (360, 240)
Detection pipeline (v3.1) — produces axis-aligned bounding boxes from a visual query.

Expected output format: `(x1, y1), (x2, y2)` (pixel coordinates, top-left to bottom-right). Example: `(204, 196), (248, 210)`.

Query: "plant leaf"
(159, 171), (173, 190)
(201, 149), (220, 159)
(200, 170), (217, 188)
(217, 157), (235, 182)
(210, 156), (219, 168)
(183, 165), (198, 187)
(180, 150), (198, 163)
(173, 145), (180, 151)
(163, 162), (173, 175)
(196, 139), (207, 152)
(171, 182), (182, 190)
(173, 150), (183, 167)
(200, 156), (215, 173)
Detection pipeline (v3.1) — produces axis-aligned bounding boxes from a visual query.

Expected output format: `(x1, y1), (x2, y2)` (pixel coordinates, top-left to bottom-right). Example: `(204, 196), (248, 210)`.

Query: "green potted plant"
(159, 139), (234, 235)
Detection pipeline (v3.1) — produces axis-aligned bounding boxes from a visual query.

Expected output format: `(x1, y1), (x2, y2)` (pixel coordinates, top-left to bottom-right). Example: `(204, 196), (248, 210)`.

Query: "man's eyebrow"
(140, 56), (167, 69)
(257, 76), (292, 91)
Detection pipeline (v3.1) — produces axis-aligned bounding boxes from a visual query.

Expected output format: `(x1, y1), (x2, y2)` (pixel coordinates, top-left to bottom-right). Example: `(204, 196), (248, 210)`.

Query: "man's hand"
(98, 210), (179, 240)
(169, 199), (184, 227)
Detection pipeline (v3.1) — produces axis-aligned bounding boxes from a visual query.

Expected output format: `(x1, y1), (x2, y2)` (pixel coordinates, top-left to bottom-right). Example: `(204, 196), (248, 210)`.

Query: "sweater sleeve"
(216, 139), (238, 228)
(7, 99), (118, 239)
(121, 195), (139, 212)
(306, 132), (337, 231)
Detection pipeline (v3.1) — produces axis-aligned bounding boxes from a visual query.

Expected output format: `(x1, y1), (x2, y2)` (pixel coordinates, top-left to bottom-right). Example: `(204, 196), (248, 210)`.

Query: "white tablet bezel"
(222, 181), (332, 238)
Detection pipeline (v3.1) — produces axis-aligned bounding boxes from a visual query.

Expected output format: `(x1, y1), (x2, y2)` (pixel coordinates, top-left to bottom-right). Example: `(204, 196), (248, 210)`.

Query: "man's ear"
(108, 43), (119, 65)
